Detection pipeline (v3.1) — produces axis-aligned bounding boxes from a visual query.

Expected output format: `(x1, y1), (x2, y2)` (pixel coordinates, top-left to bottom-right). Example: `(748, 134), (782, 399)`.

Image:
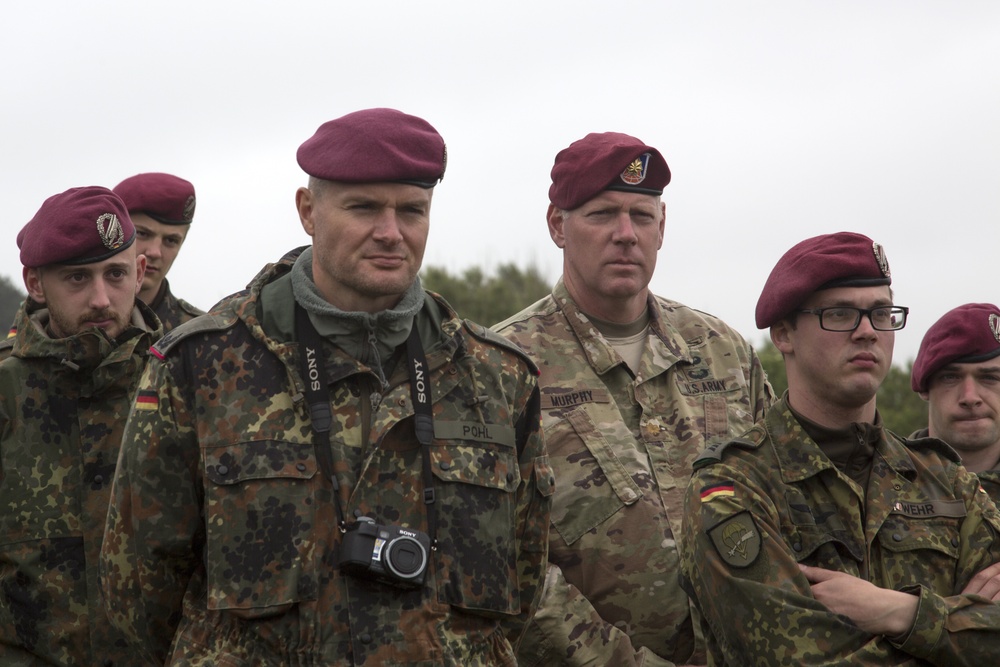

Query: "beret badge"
(97, 213), (126, 250)
(183, 195), (196, 222)
(872, 241), (890, 278)
(991, 313), (1000, 344)
(620, 154), (651, 186)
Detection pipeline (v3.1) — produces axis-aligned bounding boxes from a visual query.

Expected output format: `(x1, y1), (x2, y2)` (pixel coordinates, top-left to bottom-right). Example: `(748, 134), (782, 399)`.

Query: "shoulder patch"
(693, 427), (765, 470)
(463, 319), (539, 376)
(152, 311), (239, 357)
(905, 433), (962, 464)
(708, 511), (762, 568)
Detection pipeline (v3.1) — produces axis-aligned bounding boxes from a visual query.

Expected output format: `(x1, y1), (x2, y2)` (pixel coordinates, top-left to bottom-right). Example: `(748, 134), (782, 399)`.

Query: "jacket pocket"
(546, 406), (642, 546)
(429, 439), (520, 616)
(876, 515), (961, 590)
(203, 439), (318, 618)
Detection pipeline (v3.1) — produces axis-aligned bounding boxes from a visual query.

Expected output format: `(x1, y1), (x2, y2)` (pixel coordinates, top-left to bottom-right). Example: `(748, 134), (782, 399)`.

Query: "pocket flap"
(204, 440), (316, 485)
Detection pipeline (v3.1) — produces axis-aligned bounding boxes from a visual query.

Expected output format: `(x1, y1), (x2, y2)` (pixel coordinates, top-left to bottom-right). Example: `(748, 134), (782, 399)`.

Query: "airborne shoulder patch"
(708, 511), (761, 568)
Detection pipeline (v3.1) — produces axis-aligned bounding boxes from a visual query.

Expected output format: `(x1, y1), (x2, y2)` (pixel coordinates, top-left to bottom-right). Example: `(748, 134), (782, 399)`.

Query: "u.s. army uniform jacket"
(681, 396), (1000, 665)
(0, 299), (161, 666)
(100, 248), (553, 666)
(494, 278), (773, 667)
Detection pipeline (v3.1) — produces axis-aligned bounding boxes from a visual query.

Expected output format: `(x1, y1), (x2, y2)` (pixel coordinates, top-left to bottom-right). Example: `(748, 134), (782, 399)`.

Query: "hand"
(799, 564), (918, 637)
(962, 560), (1000, 601)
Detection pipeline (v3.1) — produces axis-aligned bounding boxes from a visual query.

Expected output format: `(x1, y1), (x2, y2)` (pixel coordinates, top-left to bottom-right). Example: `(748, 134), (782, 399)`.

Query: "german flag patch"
(135, 390), (158, 411)
(700, 482), (735, 503)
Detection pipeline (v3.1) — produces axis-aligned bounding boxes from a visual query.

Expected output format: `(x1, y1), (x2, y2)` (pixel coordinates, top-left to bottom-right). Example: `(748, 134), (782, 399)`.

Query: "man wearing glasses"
(680, 232), (1000, 665)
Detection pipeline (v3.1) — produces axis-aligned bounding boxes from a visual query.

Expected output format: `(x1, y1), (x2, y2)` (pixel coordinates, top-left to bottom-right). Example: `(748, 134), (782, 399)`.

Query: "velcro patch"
(890, 498), (966, 518)
(700, 482), (735, 503)
(541, 388), (611, 409)
(708, 512), (761, 568)
(434, 421), (516, 447)
(135, 390), (158, 411)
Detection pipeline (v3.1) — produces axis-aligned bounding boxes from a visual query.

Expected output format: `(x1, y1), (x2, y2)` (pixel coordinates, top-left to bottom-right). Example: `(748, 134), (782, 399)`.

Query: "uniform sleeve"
(501, 379), (555, 651)
(888, 468), (1000, 664)
(517, 563), (683, 667)
(682, 464), (900, 665)
(100, 355), (203, 664)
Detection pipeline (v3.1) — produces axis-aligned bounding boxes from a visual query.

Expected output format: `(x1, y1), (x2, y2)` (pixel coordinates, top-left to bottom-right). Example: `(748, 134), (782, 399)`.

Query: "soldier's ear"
(770, 320), (794, 355)
(23, 267), (46, 305)
(296, 187), (317, 238)
(547, 204), (567, 249)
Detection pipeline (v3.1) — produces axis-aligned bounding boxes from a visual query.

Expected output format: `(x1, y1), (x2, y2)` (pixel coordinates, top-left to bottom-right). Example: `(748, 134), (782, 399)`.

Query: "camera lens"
(383, 535), (428, 579)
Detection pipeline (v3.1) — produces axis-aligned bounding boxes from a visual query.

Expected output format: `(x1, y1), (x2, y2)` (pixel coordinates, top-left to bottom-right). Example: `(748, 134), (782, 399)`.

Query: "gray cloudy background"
(2, 1), (998, 365)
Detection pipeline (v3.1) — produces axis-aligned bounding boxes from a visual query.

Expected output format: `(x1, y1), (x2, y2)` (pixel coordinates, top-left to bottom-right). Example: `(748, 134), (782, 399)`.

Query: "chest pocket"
(674, 370), (747, 446)
(546, 404), (643, 546)
(203, 439), (319, 618)
(875, 515), (961, 590)
(428, 435), (520, 616)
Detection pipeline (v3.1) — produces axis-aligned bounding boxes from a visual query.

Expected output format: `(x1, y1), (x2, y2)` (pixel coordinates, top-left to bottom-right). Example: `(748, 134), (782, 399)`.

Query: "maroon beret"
(911, 303), (1000, 392)
(18, 186), (135, 268)
(755, 231), (892, 328)
(113, 172), (196, 225)
(297, 108), (446, 188)
(549, 132), (671, 210)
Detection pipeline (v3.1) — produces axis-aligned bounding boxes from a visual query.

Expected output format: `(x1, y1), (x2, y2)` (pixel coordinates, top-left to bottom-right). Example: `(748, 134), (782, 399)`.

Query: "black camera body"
(339, 517), (431, 589)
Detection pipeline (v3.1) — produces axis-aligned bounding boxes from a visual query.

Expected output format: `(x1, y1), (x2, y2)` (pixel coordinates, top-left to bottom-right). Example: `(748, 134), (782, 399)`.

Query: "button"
(506, 472), (514, 483)
(951, 537), (960, 548)
(548, 477), (555, 487)
(439, 461), (451, 471)
(892, 534), (903, 542)
(360, 633), (372, 644)
(217, 465), (229, 476)
(354, 509), (363, 518)
(296, 463), (307, 472)
(94, 474), (104, 485)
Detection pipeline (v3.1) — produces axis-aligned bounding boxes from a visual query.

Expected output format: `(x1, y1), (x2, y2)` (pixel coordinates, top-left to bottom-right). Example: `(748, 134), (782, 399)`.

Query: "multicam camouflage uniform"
(0, 298), (161, 666)
(143, 277), (203, 332)
(682, 395), (1000, 665)
(100, 248), (554, 666)
(494, 278), (773, 666)
(911, 427), (1000, 504)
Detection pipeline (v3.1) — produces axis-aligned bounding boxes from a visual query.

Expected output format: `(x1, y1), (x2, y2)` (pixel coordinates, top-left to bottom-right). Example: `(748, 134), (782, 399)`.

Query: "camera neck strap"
(295, 303), (438, 549)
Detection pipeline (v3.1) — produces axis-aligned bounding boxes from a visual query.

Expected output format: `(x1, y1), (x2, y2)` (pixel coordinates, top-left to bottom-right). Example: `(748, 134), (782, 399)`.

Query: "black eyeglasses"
(797, 306), (909, 332)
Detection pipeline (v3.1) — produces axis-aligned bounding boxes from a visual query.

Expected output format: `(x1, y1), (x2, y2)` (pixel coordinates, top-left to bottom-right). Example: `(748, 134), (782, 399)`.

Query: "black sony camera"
(339, 517), (431, 589)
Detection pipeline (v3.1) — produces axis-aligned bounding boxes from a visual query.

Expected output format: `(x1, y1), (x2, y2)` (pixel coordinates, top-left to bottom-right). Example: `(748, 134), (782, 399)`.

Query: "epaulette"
(693, 424), (766, 470)
(462, 319), (539, 376)
(151, 311), (239, 357)
(905, 432), (962, 465)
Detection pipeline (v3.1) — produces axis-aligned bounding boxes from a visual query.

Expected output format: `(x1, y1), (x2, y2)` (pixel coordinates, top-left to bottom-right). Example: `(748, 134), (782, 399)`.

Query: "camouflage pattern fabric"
(494, 278), (773, 667)
(100, 247), (553, 666)
(681, 395), (1000, 665)
(911, 427), (1000, 504)
(145, 278), (204, 332)
(0, 299), (161, 666)
(978, 469), (1000, 504)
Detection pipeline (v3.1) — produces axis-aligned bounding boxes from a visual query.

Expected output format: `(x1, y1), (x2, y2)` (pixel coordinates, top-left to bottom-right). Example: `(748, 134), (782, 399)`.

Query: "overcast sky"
(2, 1), (998, 365)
